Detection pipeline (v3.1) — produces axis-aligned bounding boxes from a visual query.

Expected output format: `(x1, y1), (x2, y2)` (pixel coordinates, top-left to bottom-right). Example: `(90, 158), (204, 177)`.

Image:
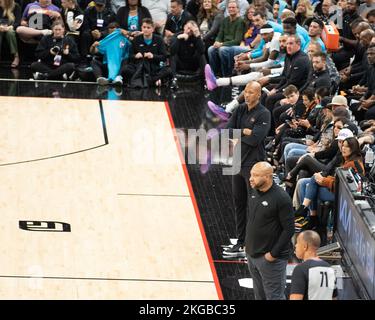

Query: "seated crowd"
(1, 0), (375, 299)
(1, 1), (375, 224)
(202, 0), (375, 240)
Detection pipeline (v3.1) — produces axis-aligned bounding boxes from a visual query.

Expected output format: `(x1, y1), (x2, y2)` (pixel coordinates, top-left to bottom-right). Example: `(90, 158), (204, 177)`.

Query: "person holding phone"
(61, 0), (84, 52)
(31, 20), (80, 80)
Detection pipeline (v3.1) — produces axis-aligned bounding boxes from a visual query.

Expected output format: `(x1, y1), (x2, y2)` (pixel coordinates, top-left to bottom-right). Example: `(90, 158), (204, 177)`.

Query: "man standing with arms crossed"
(246, 161), (295, 299)
(223, 81), (271, 257)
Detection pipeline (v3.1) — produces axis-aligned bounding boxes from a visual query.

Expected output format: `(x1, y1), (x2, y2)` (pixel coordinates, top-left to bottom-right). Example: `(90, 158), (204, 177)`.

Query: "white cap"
(336, 128), (354, 140)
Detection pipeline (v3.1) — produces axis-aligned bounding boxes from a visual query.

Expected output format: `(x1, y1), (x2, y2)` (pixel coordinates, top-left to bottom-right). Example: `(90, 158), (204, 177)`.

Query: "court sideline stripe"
(164, 101), (224, 300)
(99, 100), (109, 144)
(0, 275), (214, 284)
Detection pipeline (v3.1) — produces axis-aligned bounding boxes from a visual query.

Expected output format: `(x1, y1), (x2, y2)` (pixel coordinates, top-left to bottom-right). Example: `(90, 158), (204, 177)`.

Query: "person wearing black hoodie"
(31, 20), (80, 80)
(246, 161), (294, 300)
(121, 18), (171, 86)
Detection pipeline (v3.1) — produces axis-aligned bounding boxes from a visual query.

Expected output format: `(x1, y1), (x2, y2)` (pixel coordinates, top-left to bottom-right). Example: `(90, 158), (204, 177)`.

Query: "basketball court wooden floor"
(0, 96), (221, 299)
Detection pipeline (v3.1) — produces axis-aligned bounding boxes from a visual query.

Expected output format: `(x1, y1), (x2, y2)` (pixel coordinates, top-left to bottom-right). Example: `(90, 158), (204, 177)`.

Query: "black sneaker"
(295, 216), (310, 233)
(223, 243), (245, 258)
(294, 205), (309, 219)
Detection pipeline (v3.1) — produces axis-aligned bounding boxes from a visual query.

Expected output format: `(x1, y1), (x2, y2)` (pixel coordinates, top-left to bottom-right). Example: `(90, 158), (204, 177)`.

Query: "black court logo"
(19, 221), (71, 232)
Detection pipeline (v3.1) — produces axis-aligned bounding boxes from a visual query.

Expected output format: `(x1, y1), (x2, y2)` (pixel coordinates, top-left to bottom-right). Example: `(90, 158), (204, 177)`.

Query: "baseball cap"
(327, 95), (348, 108)
(336, 128), (354, 140)
(94, 0), (106, 5)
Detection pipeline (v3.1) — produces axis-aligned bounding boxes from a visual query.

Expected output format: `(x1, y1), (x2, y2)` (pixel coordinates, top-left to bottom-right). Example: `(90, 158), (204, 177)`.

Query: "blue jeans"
(283, 143), (308, 162)
(219, 46), (249, 77)
(298, 177), (335, 211)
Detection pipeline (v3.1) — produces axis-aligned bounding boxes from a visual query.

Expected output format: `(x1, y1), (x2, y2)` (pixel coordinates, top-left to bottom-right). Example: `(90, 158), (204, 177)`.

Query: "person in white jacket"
(142, 0), (170, 33)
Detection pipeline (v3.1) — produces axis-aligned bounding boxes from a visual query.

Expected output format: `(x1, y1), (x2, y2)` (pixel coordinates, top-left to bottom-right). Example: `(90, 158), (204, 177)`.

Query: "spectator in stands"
(366, 9), (375, 28)
(284, 118), (357, 187)
(307, 41), (340, 91)
(253, 0), (273, 20)
(205, 25), (284, 92)
(294, 136), (364, 231)
(207, 0), (245, 76)
(61, 0), (84, 52)
(121, 18), (171, 87)
(80, 0), (116, 63)
(164, 0), (194, 46)
(264, 34), (310, 128)
(295, 0), (314, 29)
(89, 21), (130, 86)
(116, 0), (151, 40)
(301, 51), (331, 92)
(315, 0), (336, 24)
(31, 20), (79, 80)
(186, 0), (201, 19)
(218, 0), (249, 18)
(359, 0), (375, 18)
(305, 18), (326, 52)
(169, 20), (206, 89)
(197, 0), (224, 49)
(16, 0), (61, 44)
(0, 0), (21, 67)
(290, 230), (337, 300)
(351, 44), (375, 120)
(273, 84), (305, 131)
(341, 27), (374, 90)
(142, 0), (170, 34)
(332, 0), (361, 71)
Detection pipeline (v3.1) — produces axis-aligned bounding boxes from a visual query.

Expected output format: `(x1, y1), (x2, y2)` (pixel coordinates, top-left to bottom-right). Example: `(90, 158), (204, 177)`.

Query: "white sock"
(216, 77), (231, 87)
(230, 72), (262, 86)
(225, 99), (239, 113)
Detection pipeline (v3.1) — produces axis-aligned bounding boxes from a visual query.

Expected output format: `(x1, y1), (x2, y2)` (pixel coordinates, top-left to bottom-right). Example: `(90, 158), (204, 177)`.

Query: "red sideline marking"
(164, 101), (224, 300)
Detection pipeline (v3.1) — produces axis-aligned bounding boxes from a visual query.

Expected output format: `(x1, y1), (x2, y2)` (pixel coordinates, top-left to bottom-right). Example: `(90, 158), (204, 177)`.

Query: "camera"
(52, 45), (61, 53)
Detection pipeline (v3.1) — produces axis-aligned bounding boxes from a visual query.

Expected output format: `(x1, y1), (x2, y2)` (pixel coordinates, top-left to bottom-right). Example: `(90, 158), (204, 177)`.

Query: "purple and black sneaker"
(207, 101), (230, 121)
(204, 64), (217, 91)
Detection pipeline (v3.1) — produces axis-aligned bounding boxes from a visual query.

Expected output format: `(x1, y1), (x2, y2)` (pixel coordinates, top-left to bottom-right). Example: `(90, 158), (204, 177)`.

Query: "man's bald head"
(300, 230), (321, 249)
(245, 80), (262, 92)
(252, 161), (273, 175)
(249, 162), (274, 191)
(360, 29), (375, 46)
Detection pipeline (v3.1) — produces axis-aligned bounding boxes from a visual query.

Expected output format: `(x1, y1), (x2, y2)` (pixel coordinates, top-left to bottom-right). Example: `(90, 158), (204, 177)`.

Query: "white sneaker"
(225, 99), (240, 114)
(113, 75), (123, 86)
(41, 29), (53, 36)
(97, 77), (109, 85)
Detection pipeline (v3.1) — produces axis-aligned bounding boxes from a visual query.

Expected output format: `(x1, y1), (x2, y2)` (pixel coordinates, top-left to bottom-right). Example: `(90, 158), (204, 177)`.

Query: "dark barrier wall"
(335, 169), (375, 300)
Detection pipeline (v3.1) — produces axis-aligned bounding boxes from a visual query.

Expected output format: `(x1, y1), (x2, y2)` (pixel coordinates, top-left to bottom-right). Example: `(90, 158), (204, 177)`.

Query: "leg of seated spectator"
(16, 26), (46, 43)
(295, 177), (311, 208)
(283, 142), (307, 161)
(364, 105), (375, 120)
(5, 30), (19, 67)
(91, 58), (107, 80)
(216, 72), (262, 87)
(288, 146), (308, 158)
(48, 63), (75, 80)
(80, 30), (93, 60)
(285, 155), (299, 176)
(150, 66), (172, 85)
(207, 46), (221, 75)
(31, 61), (53, 77)
(218, 46), (235, 77)
(332, 48), (354, 71)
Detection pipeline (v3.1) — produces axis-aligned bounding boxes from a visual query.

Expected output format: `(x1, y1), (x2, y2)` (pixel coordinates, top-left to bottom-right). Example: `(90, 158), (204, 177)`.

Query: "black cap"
(321, 96), (332, 109)
(94, 0), (106, 5)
